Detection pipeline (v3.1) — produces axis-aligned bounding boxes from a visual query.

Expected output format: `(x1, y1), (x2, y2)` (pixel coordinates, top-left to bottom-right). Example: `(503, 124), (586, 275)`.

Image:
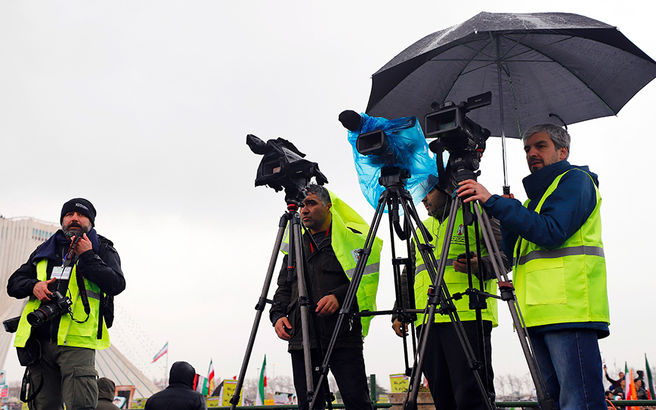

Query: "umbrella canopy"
(366, 12), (656, 139)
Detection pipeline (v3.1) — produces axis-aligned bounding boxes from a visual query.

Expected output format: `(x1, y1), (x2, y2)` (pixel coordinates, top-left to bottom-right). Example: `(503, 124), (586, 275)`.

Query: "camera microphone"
(338, 110), (361, 132)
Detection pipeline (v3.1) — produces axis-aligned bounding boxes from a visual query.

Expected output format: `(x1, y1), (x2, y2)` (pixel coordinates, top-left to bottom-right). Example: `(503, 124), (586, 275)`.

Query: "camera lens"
(27, 304), (59, 327)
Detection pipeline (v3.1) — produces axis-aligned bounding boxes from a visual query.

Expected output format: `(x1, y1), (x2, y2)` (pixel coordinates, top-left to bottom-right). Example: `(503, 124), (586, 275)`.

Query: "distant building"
(0, 216), (59, 370)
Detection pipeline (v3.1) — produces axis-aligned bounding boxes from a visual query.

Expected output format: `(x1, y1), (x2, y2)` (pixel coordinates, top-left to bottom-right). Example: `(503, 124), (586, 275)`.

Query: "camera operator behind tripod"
(392, 181), (509, 409)
(6, 198), (125, 410)
(458, 124), (610, 409)
(270, 184), (381, 410)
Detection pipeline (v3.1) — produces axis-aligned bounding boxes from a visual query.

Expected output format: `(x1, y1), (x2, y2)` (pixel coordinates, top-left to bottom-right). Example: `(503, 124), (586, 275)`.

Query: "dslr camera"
(26, 290), (73, 327)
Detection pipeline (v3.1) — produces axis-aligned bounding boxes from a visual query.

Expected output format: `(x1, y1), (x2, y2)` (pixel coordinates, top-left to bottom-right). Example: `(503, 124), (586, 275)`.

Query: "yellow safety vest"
(281, 191), (382, 337)
(14, 259), (110, 350)
(413, 208), (498, 327)
(513, 169), (610, 327)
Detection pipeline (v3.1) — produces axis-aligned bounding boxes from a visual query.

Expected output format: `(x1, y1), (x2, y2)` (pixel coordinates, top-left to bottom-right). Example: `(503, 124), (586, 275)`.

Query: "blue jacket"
(483, 160), (609, 336)
(483, 160), (598, 263)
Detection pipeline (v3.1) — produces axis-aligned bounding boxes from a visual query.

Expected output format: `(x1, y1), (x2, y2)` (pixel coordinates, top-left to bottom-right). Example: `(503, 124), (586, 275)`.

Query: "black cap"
(60, 198), (97, 227)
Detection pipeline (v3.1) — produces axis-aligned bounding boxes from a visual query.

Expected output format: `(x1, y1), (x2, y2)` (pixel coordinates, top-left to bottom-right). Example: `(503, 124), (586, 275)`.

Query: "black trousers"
(419, 320), (494, 410)
(291, 347), (373, 410)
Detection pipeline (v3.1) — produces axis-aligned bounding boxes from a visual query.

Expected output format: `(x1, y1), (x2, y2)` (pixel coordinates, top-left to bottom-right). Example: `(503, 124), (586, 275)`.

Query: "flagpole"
(165, 346), (169, 386)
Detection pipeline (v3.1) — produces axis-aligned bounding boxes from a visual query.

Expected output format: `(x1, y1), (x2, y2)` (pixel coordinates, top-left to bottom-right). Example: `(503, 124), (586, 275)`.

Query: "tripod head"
(378, 166), (411, 190)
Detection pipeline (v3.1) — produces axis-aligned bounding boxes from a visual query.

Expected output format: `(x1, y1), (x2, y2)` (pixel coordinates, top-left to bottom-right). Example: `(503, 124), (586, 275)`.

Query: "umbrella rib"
(498, 32), (617, 116)
(439, 38), (497, 99)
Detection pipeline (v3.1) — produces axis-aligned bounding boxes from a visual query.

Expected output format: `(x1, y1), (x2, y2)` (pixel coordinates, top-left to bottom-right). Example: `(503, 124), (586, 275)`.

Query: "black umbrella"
(366, 11), (656, 185)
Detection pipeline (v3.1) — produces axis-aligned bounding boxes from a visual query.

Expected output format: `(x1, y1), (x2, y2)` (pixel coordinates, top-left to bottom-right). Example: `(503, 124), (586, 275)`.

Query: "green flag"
(256, 355), (267, 405)
(646, 354), (655, 400)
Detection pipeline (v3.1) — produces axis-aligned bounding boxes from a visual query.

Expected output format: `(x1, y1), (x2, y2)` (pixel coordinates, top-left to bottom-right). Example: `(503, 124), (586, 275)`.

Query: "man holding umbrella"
(457, 123), (610, 409)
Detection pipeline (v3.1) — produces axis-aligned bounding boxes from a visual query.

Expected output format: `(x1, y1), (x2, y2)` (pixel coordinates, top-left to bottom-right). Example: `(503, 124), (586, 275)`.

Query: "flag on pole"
(207, 359), (216, 396)
(646, 354), (655, 400)
(194, 374), (208, 394)
(624, 363), (637, 410)
(151, 342), (168, 363)
(256, 355), (267, 405)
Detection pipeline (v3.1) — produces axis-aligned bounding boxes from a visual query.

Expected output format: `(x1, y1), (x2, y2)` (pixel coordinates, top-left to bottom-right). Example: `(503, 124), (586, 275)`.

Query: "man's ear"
(559, 146), (569, 161)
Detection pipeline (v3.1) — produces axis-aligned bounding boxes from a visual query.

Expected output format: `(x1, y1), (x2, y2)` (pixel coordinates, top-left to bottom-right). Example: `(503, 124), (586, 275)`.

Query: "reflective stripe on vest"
(516, 245), (604, 265)
(344, 262), (380, 279)
(415, 260), (453, 276)
(13, 259), (110, 350)
(513, 169), (610, 327)
(414, 209), (498, 327)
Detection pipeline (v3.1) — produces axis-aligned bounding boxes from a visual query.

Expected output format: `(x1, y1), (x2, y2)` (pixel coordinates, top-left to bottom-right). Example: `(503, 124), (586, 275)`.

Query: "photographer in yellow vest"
(7, 198), (125, 410)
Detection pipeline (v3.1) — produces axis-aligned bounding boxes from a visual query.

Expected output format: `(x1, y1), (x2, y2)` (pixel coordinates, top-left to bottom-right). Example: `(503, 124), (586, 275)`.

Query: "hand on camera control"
(33, 277), (57, 302)
(457, 179), (492, 203)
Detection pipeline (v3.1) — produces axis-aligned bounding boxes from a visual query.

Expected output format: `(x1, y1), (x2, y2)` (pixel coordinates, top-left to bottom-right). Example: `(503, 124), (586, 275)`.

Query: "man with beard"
(458, 124), (610, 409)
(392, 183), (507, 408)
(270, 184), (381, 410)
(7, 198), (125, 410)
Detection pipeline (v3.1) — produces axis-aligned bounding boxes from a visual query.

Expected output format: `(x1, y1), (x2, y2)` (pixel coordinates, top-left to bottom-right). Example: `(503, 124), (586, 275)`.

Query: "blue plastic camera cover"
(347, 113), (439, 210)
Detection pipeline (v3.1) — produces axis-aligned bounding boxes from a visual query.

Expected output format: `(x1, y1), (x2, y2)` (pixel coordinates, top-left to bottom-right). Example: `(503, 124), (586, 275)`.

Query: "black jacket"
(270, 229), (363, 351)
(7, 229), (125, 340)
(145, 361), (207, 410)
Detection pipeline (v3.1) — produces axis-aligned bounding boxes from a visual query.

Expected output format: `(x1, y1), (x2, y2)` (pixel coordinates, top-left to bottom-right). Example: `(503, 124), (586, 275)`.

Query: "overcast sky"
(2, 0), (655, 391)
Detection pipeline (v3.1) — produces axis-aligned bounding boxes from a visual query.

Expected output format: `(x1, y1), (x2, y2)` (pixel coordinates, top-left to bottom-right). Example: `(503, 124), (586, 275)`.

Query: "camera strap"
(75, 267), (91, 316)
(97, 293), (105, 339)
(61, 240), (92, 324)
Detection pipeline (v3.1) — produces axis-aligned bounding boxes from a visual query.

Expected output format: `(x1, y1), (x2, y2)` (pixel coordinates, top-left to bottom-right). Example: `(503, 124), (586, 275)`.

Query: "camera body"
(27, 290), (73, 327)
(247, 134), (328, 203)
(424, 92), (492, 192)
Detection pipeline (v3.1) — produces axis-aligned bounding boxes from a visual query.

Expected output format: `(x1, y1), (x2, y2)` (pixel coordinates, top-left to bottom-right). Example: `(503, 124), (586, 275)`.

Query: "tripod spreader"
(254, 297), (273, 311)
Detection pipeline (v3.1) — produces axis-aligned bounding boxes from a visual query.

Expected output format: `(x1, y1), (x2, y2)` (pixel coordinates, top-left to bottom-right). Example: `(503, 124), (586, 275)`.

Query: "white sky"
(2, 0), (655, 392)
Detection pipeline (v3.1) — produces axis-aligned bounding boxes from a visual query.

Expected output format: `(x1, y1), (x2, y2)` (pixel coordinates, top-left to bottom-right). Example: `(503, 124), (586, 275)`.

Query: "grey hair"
(522, 123), (571, 159)
(305, 184), (331, 205)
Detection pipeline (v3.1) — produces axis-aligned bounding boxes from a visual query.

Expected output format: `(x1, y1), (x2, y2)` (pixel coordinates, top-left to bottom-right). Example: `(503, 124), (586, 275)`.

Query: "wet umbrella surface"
(366, 12), (656, 139)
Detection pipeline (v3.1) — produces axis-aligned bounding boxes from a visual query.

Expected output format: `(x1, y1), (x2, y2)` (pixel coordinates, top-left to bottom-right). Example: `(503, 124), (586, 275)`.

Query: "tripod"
(404, 188), (557, 409)
(310, 167), (495, 410)
(311, 167), (557, 410)
(230, 197), (333, 409)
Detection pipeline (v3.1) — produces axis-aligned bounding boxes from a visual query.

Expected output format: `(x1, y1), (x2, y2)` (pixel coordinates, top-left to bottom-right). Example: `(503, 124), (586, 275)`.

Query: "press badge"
(51, 266), (72, 280)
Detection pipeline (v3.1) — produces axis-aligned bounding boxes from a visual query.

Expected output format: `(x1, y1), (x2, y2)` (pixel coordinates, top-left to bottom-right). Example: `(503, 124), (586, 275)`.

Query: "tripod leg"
(473, 205), (556, 410)
(401, 197), (495, 410)
(388, 197), (417, 375)
(308, 191), (389, 410)
(230, 213), (289, 409)
(290, 211), (317, 404)
(463, 205), (492, 397)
